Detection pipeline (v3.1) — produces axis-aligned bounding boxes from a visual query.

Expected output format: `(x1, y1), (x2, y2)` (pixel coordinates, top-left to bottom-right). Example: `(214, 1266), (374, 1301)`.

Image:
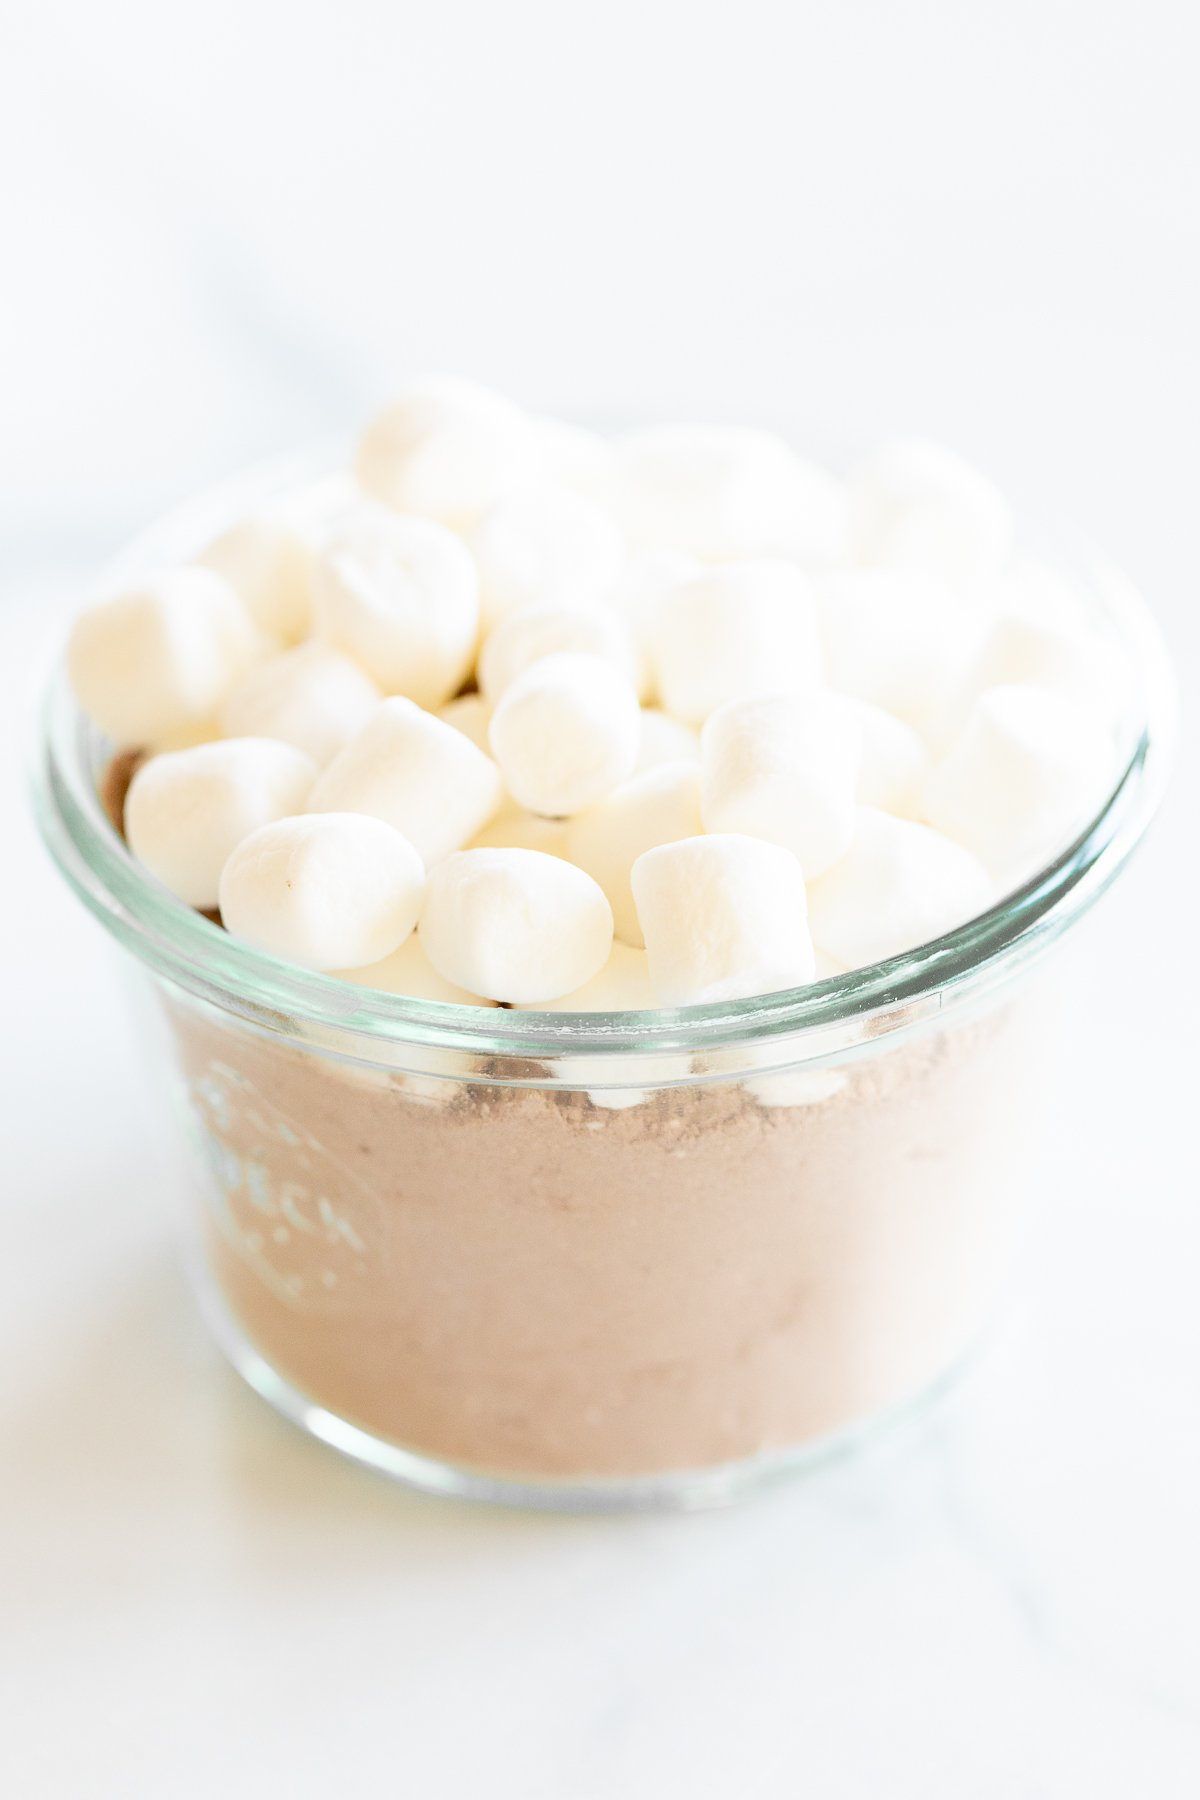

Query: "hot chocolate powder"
(158, 988), (1045, 1481)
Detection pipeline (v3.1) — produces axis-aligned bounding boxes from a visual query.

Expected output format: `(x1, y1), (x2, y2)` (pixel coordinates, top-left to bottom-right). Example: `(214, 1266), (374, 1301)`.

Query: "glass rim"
(30, 439), (1178, 1068)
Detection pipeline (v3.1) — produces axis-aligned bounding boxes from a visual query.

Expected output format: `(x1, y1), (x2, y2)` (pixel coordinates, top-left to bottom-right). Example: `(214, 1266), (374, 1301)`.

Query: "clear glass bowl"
(32, 447), (1176, 1510)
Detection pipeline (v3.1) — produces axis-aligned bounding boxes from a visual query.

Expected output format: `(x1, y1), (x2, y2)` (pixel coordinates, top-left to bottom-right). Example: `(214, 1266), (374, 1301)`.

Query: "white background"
(2, 2), (1198, 1794)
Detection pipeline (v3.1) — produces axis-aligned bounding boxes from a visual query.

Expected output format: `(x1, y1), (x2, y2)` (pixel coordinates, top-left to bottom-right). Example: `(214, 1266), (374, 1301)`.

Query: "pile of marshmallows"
(67, 378), (1126, 1011)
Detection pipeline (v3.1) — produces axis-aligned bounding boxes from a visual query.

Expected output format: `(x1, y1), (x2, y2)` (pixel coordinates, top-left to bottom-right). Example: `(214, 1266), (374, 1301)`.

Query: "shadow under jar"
(33, 451), (1174, 1510)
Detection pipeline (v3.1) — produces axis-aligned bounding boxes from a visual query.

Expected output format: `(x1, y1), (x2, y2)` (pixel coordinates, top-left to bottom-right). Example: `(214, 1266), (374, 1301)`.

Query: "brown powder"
(157, 986), (1047, 1481)
(100, 746), (144, 832)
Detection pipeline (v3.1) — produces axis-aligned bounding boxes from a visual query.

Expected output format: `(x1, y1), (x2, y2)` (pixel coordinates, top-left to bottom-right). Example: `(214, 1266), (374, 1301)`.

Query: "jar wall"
(137, 967), (1055, 1488)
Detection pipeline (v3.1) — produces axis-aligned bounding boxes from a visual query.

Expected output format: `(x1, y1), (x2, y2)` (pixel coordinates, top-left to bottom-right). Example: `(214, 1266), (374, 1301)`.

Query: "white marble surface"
(3, 2), (1200, 1792)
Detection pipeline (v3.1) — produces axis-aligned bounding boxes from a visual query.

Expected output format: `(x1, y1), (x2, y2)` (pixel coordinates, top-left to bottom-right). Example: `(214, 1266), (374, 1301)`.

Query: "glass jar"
(32, 449), (1176, 1509)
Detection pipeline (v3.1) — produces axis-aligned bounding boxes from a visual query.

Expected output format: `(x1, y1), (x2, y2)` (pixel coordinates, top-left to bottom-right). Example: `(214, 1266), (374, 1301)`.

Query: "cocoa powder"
(160, 988), (1043, 1480)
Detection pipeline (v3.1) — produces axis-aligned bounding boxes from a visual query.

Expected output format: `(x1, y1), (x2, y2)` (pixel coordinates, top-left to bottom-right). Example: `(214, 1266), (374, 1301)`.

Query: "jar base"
(189, 1257), (999, 1514)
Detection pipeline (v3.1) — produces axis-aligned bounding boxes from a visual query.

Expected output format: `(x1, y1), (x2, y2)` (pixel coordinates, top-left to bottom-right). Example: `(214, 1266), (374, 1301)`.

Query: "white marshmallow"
(634, 707), (702, 772)
(631, 833), (816, 1005)
(355, 376), (536, 524)
(565, 760), (704, 945)
(420, 848), (613, 1004)
(488, 652), (641, 816)
(219, 642), (381, 766)
(474, 485), (625, 629)
(806, 808), (993, 969)
(310, 503), (480, 708)
(817, 567), (989, 730)
(602, 547), (702, 701)
(962, 611), (1125, 726)
(976, 557), (1096, 635)
(519, 941), (657, 1012)
(332, 1058), (473, 1106)
(125, 737), (317, 909)
(922, 684), (1117, 887)
(615, 425), (849, 564)
(744, 1066), (848, 1110)
(219, 813), (425, 971)
(528, 942), (676, 1108)
(274, 470), (363, 547)
(527, 942), (672, 1111)
(308, 697), (503, 866)
(197, 513), (314, 644)
(153, 716), (224, 753)
(766, 460), (853, 566)
(530, 419), (617, 498)
(337, 931), (495, 1005)
(478, 604), (638, 702)
(561, 1081), (652, 1112)
(840, 697), (932, 816)
(700, 693), (860, 879)
(436, 693), (493, 756)
(849, 438), (1013, 581)
(702, 1021), (846, 1084)
(468, 807), (570, 857)
(652, 561), (824, 724)
(68, 568), (259, 747)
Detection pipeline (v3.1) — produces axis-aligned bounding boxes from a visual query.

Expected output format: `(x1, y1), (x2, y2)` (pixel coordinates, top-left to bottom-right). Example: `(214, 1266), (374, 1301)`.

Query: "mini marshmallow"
(420, 848), (613, 1003)
(634, 707), (702, 772)
(631, 833), (816, 1005)
(529, 939), (676, 1109)
(468, 807), (570, 857)
(338, 931), (495, 1005)
(310, 503), (480, 708)
(478, 604), (638, 702)
(701, 1019), (846, 1084)
(806, 808), (993, 969)
(817, 568), (989, 730)
(977, 557), (1094, 634)
(474, 485), (625, 630)
(563, 1071), (667, 1111)
(68, 567), (259, 747)
(153, 717), (224, 753)
(700, 693), (860, 879)
(849, 439), (1013, 582)
(523, 944), (675, 1109)
(519, 941), (657, 1012)
(961, 611), (1125, 726)
(530, 418), (617, 498)
(602, 547), (702, 701)
(615, 425), (849, 564)
(766, 460), (853, 567)
(219, 813), (424, 971)
(219, 642), (381, 765)
(922, 683), (1116, 886)
(355, 376), (536, 524)
(436, 692), (494, 755)
(308, 697), (503, 866)
(565, 760), (704, 945)
(197, 513), (314, 644)
(744, 1066), (848, 1110)
(274, 470), (363, 546)
(125, 737), (318, 909)
(838, 696), (931, 817)
(333, 1057), (472, 1106)
(488, 652), (641, 816)
(652, 561), (824, 724)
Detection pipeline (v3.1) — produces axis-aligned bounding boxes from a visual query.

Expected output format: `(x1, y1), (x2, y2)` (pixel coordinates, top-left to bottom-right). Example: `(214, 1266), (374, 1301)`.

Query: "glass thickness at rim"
(31, 440), (1176, 1065)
